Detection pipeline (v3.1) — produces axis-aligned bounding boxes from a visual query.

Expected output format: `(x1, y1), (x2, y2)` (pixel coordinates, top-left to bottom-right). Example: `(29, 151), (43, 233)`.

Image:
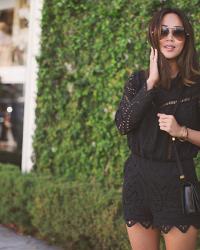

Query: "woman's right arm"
(115, 72), (156, 135)
(115, 48), (159, 135)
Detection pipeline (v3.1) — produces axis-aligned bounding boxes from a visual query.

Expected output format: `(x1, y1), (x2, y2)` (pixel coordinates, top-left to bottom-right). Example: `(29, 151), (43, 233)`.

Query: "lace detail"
(126, 220), (152, 229)
(176, 225), (190, 233)
(115, 71), (156, 135)
(126, 220), (199, 233)
(159, 224), (190, 233)
(160, 93), (200, 109)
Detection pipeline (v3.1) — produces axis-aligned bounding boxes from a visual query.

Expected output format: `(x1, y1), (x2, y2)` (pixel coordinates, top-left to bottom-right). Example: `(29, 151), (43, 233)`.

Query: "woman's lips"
(164, 45), (175, 52)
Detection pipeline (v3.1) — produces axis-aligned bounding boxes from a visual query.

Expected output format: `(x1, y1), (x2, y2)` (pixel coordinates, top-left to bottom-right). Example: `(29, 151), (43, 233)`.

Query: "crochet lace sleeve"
(115, 71), (156, 135)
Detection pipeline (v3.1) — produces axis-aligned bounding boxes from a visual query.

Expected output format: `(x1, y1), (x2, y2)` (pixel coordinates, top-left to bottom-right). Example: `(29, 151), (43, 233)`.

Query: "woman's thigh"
(126, 223), (161, 250)
(163, 226), (198, 250)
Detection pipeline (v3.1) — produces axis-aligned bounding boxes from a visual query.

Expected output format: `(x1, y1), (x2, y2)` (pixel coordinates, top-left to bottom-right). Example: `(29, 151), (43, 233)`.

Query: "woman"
(115, 8), (200, 250)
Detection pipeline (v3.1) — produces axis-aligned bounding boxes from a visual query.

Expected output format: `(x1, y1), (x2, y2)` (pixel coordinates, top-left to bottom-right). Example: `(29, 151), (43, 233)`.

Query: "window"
(0, 0), (30, 166)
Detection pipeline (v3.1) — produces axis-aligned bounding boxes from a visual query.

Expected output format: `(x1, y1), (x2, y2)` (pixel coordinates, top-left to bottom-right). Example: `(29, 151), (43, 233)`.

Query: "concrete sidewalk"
(0, 225), (63, 250)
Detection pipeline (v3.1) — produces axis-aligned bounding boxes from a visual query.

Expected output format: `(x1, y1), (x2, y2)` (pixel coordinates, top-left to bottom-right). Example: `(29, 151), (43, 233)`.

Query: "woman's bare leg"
(163, 226), (198, 250)
(126, 223), (161, 250)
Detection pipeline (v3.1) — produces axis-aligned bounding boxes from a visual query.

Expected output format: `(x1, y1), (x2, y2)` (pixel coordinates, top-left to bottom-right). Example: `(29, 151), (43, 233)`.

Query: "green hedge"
(34, 0), (200, 184)
(0, 164), (37, 233)
(1, 165), (200, 249)
(0, 165), (130, 249)
(30, 178), (126, 249)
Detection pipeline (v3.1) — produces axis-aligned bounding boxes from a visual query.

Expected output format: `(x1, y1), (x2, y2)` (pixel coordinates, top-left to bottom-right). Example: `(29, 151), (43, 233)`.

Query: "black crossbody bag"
(171, 86), (200, 215)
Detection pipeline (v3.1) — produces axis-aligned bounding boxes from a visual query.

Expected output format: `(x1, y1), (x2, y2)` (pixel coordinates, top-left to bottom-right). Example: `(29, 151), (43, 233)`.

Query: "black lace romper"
(115, 70), (200, 234)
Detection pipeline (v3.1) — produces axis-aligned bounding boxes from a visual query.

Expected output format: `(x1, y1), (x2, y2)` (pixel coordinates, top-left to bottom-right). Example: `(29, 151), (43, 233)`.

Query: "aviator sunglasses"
(160, 25), (189, 40)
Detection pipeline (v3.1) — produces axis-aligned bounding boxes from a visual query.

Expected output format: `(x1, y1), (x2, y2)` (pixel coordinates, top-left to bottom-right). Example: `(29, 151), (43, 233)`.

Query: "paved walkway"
(0, 225), (63, 250)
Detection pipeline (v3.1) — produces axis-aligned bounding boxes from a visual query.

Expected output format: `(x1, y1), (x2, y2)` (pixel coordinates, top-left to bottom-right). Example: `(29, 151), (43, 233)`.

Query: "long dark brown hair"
(148, 8), (200, 89)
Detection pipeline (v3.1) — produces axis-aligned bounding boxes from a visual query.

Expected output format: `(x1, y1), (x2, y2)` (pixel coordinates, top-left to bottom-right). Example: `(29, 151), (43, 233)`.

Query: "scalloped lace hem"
(126, 220), (200, 234)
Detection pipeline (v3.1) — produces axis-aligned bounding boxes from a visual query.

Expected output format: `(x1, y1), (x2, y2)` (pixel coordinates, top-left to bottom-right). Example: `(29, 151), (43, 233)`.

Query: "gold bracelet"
(178, 126), (188, 142)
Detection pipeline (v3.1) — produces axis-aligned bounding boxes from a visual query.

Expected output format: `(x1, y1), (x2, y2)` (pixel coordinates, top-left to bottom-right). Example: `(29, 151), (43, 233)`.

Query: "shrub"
(0, 164), (36, 233)
(0, 165), (129, 249)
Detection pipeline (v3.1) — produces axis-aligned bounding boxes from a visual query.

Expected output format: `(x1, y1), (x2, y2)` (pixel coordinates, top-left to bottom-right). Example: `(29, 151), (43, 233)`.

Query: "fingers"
(154, 48), (158, 62)
(149, 47), (159, 85)
(157, 113), (173, 119)
(157, 113), (172, 127)
(158, 119), (168, 126)
(158, 113), (169, 132)
(157, 114), (177, 135)
(150, 47), (154, 60)
(150, 47), (158, 62)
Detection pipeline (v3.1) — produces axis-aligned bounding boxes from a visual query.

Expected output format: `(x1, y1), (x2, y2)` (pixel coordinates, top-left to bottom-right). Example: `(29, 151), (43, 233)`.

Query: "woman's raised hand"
(146, 47), (159, 90)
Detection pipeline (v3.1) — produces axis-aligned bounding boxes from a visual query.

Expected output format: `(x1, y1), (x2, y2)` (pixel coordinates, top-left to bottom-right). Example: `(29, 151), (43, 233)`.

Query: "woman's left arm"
(186, 95), (200, 147)
(157, 113), (200, 147)
(186, 128), (200, 147)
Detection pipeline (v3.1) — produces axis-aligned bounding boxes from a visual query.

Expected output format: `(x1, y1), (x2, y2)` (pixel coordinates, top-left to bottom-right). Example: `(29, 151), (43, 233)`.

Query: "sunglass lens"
(160, 27), (169, 38)
(173, 28), (185, 40)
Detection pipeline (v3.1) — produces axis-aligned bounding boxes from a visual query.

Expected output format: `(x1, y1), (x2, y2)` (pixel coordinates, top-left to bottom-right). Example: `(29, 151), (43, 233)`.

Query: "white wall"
(21, 0), (43, 172)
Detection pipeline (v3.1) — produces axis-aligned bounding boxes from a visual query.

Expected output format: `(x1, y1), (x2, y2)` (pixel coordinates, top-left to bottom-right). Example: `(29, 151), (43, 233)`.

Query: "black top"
(115, 70), (200, 161)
